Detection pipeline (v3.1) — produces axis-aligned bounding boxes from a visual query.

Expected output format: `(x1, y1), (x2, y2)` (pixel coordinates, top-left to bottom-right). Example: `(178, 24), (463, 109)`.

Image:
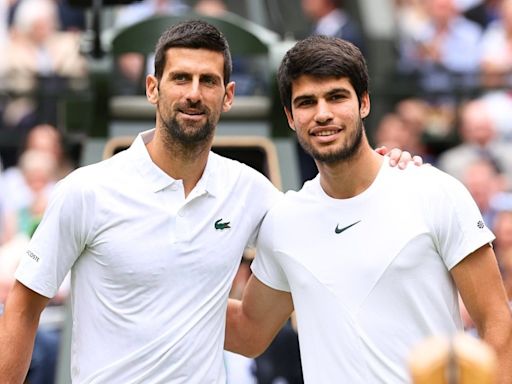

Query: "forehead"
(291, 75), (355, 97)
(163, 47), (225, 78)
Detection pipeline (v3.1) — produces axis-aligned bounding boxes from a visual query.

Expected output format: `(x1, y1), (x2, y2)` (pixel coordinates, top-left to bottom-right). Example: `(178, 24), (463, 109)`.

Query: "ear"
(284, 107), (296, 131)
(222, 81), (235, 112)
(360, 92), (370, 119)
(146, 75), (159, 104)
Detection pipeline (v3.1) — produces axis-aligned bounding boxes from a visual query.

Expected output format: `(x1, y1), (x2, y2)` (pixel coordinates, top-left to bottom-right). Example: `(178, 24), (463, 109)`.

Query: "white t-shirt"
(252, 159), (494, 383)
(16, 129), (281, 383)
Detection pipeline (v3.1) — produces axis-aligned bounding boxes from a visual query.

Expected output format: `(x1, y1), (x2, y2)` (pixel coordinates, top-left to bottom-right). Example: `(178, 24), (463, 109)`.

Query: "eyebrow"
(292, 87), (352, 107)
(167, 71), (222, 81)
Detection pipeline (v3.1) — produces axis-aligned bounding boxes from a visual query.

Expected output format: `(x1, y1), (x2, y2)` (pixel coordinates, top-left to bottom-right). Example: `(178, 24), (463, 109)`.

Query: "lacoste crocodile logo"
(215, 218), (231, 230)
(335, 220), (361, 234)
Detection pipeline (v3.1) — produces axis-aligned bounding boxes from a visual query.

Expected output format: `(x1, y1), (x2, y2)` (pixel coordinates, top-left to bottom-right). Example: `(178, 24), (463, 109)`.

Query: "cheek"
(292, 112), (313, 130)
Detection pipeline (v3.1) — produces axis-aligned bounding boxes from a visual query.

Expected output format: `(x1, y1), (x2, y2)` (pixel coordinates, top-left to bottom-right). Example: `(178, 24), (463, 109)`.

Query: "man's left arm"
(451, 244), (512, 384)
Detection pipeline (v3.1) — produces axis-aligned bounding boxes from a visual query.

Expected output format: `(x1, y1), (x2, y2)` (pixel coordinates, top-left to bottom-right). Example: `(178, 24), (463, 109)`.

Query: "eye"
(296, 99), (315, 108)
(172, 73), (189, 83)
(201, 76), (218, 86)
(329, 93), (345, 101)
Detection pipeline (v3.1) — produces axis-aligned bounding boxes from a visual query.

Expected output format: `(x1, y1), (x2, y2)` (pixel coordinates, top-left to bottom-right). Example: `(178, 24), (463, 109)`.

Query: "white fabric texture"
(16, 129), (280, 383)
(252, 159), (494, 383)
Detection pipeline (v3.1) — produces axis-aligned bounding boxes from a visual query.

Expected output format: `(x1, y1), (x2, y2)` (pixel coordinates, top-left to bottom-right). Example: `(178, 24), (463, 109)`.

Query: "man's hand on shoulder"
(375, 146), (424, 169)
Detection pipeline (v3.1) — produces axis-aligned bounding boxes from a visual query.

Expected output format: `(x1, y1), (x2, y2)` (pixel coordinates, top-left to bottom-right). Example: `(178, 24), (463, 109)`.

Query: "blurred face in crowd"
(19, 150), (57, 194)
(425, 0), (457, 26)
(460, 101), (495, 146)
(147, 47), (234, 147)
(26, 125), (62, 161)
(495, 211), (512, 250)
(301, 0), (335, 21)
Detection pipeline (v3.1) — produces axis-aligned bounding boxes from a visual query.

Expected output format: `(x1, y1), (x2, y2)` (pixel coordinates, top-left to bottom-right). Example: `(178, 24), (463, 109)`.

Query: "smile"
(314, 130), (340, 136)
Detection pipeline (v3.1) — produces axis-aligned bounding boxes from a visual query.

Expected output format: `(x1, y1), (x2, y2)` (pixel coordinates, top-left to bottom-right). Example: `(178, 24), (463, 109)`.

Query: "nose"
(185, 78), (201, 104)
(314, 100), (333, 124)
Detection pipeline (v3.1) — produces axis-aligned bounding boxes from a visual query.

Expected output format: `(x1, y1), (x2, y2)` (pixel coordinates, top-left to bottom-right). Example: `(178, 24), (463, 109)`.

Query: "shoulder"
(54, 156), (120, 196)
(211, 152), (279, 190)
(399, 164), (470, 200)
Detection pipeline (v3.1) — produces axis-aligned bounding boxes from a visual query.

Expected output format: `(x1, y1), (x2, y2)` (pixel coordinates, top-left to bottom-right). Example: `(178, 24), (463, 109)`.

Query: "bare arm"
(225, 275), (294, 358)
(0, 280), (49, 383)
(451, 244), (512, 384)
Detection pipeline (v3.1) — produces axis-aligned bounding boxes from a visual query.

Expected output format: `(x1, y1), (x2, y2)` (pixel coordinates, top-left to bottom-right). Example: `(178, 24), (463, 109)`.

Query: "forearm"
(478, 317), (512, 384)
(0, 310), (39, 383)
(0, 282), (48, 383)
(225, 298), (268, 357)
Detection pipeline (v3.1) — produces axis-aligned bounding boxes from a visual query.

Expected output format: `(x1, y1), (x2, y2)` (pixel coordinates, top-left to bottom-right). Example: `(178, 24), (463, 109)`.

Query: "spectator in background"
(492, 193), (512, 263)
(397, 0), (483, 96)
(301, 0), (365, 53)
(194, 0), (227, 16)
(463, 0), (501, 29)
(0, 124), (72, 244)
(0, 0), (8, 79)
(480, 0), (512, 87)
(3, 0), (88, 131)
(394, 0), (430, 42)
(1, 149), (56, 244)
(113, 0), (189, 92)
(461, 157), (507, 228)
(393, 97), (442, 162)
(114, 0), (188, 29)
(374, 113), (414, 152)
(437, 99), (512, 189)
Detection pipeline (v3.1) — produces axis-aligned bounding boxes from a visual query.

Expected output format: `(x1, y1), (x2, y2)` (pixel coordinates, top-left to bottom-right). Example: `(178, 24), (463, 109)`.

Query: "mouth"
(313, 129), (341, 136)
(310, 126), (343, 141)
(178, 108), (206, 121)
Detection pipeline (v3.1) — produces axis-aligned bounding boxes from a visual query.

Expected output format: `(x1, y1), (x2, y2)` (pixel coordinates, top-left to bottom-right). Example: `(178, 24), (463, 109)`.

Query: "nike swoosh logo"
(335, 220), (361, 234)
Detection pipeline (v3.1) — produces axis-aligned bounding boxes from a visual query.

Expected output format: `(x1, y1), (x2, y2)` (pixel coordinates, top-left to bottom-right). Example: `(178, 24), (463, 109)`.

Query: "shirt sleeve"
(428, 169), (495, 270)
(251, 206), (291, 293)
(243, 167), (282, 248)
(15, 171), (95, 298)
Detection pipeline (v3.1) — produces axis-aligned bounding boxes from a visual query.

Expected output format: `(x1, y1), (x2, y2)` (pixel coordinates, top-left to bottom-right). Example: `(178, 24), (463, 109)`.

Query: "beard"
(157, 102), (216, 148)
(298, 116), (364, 164)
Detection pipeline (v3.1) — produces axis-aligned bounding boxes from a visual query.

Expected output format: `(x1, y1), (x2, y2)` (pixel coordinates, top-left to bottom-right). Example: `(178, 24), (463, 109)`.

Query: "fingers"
(413, 155), (424, 166)
(387, 148), (408, 167)
(374, 145), (388, 155)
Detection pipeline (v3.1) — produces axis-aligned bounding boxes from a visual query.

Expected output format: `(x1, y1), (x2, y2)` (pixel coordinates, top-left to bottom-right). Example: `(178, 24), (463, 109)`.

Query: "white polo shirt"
(16, 129), (281, 383)
(252, 159), (495, 383)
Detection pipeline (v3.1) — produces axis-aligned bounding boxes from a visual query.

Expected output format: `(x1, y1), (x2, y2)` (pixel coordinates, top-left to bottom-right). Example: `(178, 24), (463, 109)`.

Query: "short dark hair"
(277, 35), (369, 112)
(154, 19), (232, 85)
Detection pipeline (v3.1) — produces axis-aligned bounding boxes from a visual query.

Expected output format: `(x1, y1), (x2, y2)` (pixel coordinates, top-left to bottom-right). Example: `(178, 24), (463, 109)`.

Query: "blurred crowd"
(1, 0), (512, 383)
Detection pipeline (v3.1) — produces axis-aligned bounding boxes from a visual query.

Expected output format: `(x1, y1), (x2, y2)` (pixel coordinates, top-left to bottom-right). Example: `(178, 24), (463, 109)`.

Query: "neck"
(317, 142), (383, 199)
(146, 128), (212, 197)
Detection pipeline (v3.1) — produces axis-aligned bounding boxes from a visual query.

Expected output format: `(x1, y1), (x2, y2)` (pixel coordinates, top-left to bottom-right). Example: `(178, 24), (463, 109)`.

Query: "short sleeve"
(251, 208), (291, 293)
(429, 170), (495, 270)
(243, 167), (282, 248)
(15, 171), (95, 298)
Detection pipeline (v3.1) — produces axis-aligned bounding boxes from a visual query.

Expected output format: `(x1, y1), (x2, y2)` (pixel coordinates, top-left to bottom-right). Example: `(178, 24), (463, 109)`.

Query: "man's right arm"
(0, 281), (49, 383)
(225, 275), (294, 358)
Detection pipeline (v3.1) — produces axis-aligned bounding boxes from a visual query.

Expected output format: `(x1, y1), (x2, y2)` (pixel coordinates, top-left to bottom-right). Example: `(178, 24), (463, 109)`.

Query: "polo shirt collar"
(128, 129), (222, 197)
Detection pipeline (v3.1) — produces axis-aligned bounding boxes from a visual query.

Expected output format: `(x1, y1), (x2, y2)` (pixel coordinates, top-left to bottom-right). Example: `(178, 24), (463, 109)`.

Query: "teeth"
(316, 130), (337, 136)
